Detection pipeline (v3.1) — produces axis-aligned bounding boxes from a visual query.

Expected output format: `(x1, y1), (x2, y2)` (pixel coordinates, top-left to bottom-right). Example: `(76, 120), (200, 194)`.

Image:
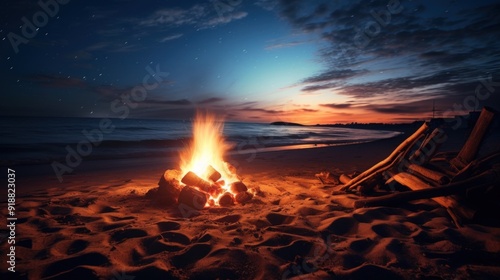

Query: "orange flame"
(179, 111), (237, 203)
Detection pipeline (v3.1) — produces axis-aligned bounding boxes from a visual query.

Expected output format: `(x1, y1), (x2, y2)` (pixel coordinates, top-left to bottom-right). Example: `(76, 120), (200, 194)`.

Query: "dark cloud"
(358, 96), (482, 119)
(159, 33), (184, 42)
(301, 83), (339, 93)
(237, 105), (318, 116)
(303, 69), (367, 84)
(365, 104), (426, 115)
(241, 106), (283, 114)
(320, 103), (352, 109)
(149, 99), (192, 106)
(197, 97), (225, 104)
(254, 0), (279, 11)
(139, 5), (207, 27)
(265, 41), (305, 50)
(300, 108), (318, 113)
(205, 11), (248, 26)
(139, 3), (247, 29)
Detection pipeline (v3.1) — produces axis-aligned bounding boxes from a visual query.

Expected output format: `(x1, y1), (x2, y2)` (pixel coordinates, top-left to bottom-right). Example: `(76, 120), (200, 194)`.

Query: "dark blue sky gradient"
(1, 0), (499, 123)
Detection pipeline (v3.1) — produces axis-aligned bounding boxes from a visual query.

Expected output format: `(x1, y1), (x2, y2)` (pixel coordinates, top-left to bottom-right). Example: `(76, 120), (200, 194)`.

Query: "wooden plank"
(390, 173), (471, 225)
(342, 122), (429, 191)
(450, 107), (496, 170)
(339, 174), (352, 185)
(409, 128), (447, 164)
(407, 163), (450, 184)
(355, 167), (500, 226)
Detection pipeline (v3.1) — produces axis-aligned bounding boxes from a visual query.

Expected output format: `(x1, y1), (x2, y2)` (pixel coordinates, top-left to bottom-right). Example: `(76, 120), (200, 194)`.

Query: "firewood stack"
(332, 106), (500, 227)
(153, 165), (253, 210)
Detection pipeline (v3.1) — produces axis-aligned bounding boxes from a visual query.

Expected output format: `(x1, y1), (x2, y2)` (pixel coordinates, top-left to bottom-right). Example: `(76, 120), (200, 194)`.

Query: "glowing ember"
(179, 111), (240, 206)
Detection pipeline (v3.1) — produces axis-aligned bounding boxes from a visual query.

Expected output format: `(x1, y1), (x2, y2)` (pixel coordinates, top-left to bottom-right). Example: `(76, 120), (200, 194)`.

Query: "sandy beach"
(2, 126), (500, 280)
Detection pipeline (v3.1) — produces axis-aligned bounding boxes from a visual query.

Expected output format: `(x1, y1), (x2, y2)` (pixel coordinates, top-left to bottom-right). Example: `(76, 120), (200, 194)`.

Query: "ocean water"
(0, 117), (401, 166)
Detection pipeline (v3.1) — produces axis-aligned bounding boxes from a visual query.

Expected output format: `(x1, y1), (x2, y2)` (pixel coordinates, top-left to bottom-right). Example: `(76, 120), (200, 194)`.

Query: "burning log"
(177, 186), (207, 210)
(181, 171), (218, 195)
(147, 169), (182, 206)
(214, 180), (225, 187)
(235, 191), (253, 204)
(207, 165), (222, 182)
(219, 192), (235, 206)
(230, 181), (247, 193)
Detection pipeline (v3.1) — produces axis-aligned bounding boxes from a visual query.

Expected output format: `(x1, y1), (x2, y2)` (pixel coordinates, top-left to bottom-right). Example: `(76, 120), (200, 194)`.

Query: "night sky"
(1, 0), (499, 124)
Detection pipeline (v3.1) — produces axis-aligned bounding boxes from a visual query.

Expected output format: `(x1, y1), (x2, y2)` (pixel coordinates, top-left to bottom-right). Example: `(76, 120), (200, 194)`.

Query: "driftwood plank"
(452, 152), (500, 182)
(341, 122), (429, 191)
(339, 174), (352, 185)
(450, 107), (496, 170)
(389, 172), (474, 225)
(409, 128), (447, 164)
(355, 166), (500, 226)
(407, 163), (450, 184)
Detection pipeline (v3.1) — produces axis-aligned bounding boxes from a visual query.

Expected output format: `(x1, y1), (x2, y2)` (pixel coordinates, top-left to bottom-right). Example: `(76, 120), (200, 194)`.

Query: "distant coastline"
(271, 120), (425, 133)
(269, 121), (304, 126)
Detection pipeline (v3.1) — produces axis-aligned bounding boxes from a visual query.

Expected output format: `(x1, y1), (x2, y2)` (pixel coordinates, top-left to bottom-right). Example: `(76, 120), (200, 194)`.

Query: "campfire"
(152, 112), (253, 210)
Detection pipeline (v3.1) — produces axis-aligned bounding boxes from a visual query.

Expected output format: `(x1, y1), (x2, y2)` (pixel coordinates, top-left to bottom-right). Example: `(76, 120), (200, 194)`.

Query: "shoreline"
(2, 131), (404, 167)
(13, 133), (407, 192)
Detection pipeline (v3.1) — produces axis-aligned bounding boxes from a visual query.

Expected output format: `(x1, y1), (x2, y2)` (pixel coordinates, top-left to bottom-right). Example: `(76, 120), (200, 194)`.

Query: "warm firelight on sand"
(179, 111), (238, 205)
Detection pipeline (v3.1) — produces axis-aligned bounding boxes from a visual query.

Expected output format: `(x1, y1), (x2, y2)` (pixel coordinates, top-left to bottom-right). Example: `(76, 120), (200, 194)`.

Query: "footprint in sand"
(47, 206), (73, 215)
(92, 222), (124, 232)
(36, 208), (49, 216)
(44, 266), (100, 280)
(140, 236), (185, 255)
(319, 216), (358, 236)
(196, 233), (213, 243)
(160, 231), (191, 245)
(297, 206), (323, 216)
(89, 204), (119, 214)
(214, 214), (241, 224)
(267, 225), (319, 237)
(54, 214), (101, 226)
(352, 207), (395, 222)
(271, 239), (315, 261)
(190, 248), (268, 279)
(28, 217), (63, 233)
(348, 238), (374, 253)
(73, 226), (92, 234)
(17, 238), (33, 249)
(265, 212), (295, 226)
(249, 233), (296, 247)
(342, 253), (366, 269)
(171, 243), (212, 268)
(371, 222), (414, 238)
(125, 265), (177, 279)
(110, 228), (148, 243)
(41, 252), (110, 279)
(156, 221), (181, 232)
(51, 239), (90, 255)
(342, 264), (404, 279)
